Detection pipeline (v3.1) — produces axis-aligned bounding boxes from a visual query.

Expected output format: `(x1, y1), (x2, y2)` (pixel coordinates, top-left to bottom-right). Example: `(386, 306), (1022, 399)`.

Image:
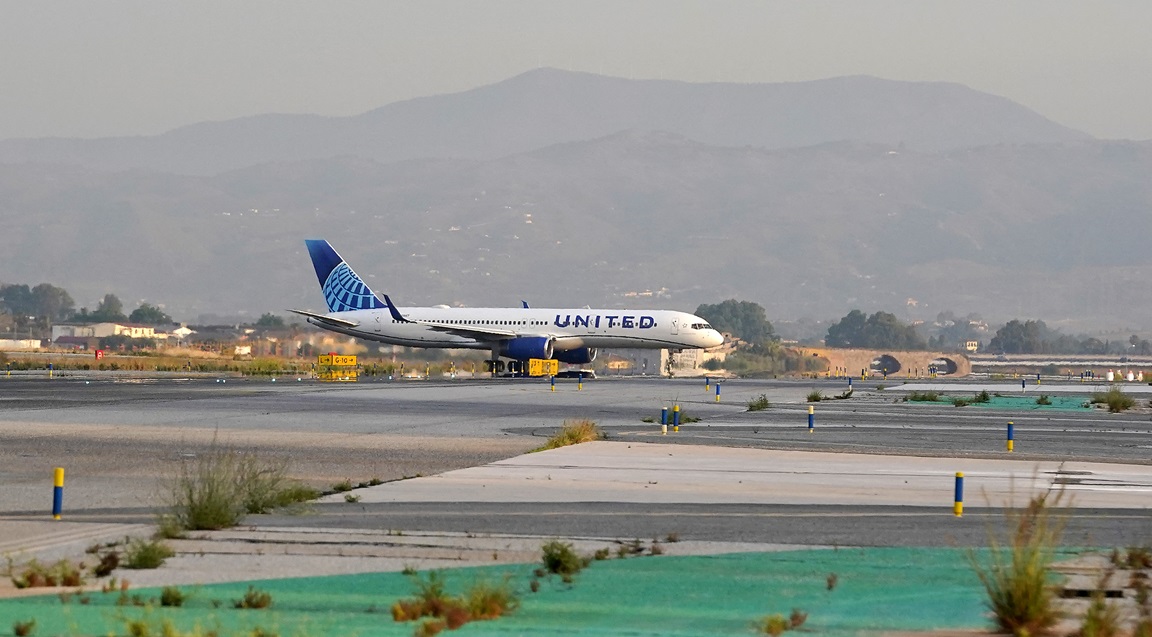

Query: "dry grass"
(534, 420), (603, 451)
(969, 489), (1068, 637)
(164, 435), (318, 531)
(7, 558), (84, 589)
(1090, 387), (1136, 413)
(234, 585), (273, 609)
(391, 571), (519, 631)
(123, 538), (174, 569)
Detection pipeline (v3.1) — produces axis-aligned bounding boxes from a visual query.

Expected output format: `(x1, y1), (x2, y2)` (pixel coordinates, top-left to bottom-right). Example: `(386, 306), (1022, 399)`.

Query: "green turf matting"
(0, 548), (995, 636)
(913, 394), (1089, 410)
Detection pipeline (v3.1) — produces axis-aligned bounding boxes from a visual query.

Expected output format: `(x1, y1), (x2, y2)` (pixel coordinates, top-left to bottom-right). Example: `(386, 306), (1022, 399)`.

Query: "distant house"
(52, 322), (162, 342)
(0, 339), (44, 351)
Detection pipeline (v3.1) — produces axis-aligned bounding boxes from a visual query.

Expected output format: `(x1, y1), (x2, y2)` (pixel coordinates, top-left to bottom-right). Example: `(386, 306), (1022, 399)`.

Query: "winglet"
(522, 300), (530, 309)
(382, 294), (413, 323)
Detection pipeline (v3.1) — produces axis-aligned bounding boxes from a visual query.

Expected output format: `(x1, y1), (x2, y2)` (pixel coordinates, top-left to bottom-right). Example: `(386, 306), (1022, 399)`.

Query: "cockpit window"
(690, 323), (713, 330)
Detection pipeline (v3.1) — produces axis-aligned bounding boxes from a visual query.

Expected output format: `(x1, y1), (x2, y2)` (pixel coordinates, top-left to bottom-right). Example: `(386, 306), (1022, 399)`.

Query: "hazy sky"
(3, 1), (1150, 141)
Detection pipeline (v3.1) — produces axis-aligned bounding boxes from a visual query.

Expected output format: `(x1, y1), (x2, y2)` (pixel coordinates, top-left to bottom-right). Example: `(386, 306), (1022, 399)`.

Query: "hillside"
(0, 69), (1089, 175)
(1, 133), (1149, 328)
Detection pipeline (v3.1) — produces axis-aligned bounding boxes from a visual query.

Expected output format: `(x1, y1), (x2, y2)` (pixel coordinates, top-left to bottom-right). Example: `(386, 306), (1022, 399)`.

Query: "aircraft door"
(670, 317), (679, 335)
(373, 312), (382, 333)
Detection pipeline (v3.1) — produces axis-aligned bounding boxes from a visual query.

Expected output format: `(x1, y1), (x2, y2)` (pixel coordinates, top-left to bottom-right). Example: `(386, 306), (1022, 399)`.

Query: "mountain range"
(0, 69), (1147, 331)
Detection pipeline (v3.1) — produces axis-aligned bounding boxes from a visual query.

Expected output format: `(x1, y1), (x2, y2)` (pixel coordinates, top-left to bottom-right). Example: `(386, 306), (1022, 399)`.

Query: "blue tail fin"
(304, 240), (387, 312)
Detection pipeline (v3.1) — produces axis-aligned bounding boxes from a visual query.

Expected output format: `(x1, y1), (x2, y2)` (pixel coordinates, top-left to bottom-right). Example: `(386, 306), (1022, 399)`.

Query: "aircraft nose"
(705, 330), (724, 348)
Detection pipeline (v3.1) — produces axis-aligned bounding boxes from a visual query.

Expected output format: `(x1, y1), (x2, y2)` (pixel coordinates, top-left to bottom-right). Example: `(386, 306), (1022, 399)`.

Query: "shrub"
(1124, 545), (1152, 569)
(747, 394), (771, 411)
(833, 389), (853, 400)
(789, 608), (808, 629)
(155, 515), (187, 540)
(541, 540), (591, 577)
(123, 538), (174, 569)
(331, 479), (353, 493)
(1090, 387), (1135, 413)
(93, 551), (120, 577)
(165, 437), (312, 531)
(759, 614), (789, 636)
(968, 490), (1067, 637)
(7, 559), (83, 589)
(975, 390), (992, 403)
(1036, 395), (1052, 406)
(159, 586), (185, 607)
(906, 391), (940, 402)
(391, 570), (518, 631)
(234, 585), (272, 609)
(806, 391), (823, 403)
(953, 397), (971, 407)
(344, 493), (361, 503)
(535, 420), (603, 451)
(463, 577), (519, 620)
(1080, 586), (1123, 637)
(12, 619), (35, 637)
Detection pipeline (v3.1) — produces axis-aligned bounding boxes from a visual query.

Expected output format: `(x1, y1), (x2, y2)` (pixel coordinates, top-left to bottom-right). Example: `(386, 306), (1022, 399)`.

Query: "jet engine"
(498, 336), (554, 361)
(554, 347), (597, 365)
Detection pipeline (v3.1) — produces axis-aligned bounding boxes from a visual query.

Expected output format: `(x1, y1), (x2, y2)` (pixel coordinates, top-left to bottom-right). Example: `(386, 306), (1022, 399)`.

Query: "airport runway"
(1, 375), (1149, 550)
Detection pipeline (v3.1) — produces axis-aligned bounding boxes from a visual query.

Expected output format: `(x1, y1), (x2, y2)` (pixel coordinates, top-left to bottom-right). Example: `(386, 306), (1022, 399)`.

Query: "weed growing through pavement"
(806, 391), (823, 403)
(905, 391), (940, 402)
(1036, 395), (1052, 405)
(12, 619), (35, 636)
(6, 558), (84, 589)
(123, 538), (174, 569)
(1090, 387), (1136, 413)
(165, 435), (317, 531)
(1079, 570), (1123, 637)
(747, 394), (771, 411)
(92, 550), (120, 577)
(534, 420), (603, 451)
(968, 486), (1068, 637)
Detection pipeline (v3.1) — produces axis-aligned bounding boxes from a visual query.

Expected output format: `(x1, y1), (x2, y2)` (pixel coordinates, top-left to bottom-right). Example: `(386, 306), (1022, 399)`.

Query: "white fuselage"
(307, 307), (723, 352)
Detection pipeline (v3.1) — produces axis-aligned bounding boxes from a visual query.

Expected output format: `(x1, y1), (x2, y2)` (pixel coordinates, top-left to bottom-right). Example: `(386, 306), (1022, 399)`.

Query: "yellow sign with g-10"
(318, 354), (357, 367)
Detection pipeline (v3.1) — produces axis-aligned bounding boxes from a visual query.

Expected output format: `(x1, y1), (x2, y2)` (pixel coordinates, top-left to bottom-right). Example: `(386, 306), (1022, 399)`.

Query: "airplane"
(290, 240), (724, 372)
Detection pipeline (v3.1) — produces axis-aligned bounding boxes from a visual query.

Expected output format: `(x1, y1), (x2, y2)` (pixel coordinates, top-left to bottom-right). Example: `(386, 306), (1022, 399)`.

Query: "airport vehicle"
(291, 240), (724, 372)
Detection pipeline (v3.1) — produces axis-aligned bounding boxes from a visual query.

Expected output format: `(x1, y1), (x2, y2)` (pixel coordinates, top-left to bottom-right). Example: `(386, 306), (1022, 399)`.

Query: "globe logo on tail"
(322, 263), (386, 312)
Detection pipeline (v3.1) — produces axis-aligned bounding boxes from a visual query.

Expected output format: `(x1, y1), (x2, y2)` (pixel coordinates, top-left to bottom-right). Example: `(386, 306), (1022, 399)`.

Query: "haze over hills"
(0, 68), (1088, 175)
(2, 69), (1149, 331)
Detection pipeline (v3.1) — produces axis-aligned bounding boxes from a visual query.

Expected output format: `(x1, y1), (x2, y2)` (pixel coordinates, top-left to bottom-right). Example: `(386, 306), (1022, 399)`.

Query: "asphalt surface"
(2, 374), (1150, 548)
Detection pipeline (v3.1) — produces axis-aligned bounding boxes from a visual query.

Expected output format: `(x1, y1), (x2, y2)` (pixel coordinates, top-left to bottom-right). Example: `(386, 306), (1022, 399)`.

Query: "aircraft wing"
(417, 321), (518, 340)
(287, 309), (360, 328)
(381, 295), (517, 340)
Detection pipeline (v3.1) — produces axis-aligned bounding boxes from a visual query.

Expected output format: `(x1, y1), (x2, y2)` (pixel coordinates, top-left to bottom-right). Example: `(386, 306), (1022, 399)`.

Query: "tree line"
(695, 298), (1149, 356)
(1, 282), (171, 326)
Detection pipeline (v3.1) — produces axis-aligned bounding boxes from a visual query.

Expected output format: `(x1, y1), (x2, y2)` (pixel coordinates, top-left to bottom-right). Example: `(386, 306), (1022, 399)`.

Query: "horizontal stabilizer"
(287, 309), (360, 328)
